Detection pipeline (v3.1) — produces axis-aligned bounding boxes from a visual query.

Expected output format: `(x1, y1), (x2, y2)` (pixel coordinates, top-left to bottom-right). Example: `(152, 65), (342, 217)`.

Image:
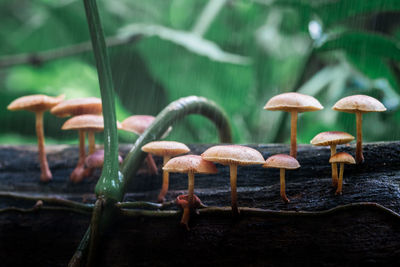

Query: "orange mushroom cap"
(263, 154), (300, 170)
(142, 141), (190, 157)
(50, 97), (102, 117)
(310, 131), (354, 146)
(121, 115), (155, 135)
(332, 95), (386, 113)
(201, 145), (265, 166)
(264, 92), (323, 113)
(8, 94), (65, 113)
(163, 155), (218, 174)
(329, 152), (356, 164)
(61, 114), (122, 132)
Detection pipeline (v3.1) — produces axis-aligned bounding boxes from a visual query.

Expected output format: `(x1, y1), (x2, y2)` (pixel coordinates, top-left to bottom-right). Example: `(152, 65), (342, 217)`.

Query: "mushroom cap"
(85, 149), (123, 169)
(310, 131), (355, 146)
(262, 154), (300, 170)
(141, 141), (190, 157)
(62, 114), (122, 132)
(8, 94), (65, 113)
(201, 145), (265, 166)
(50, 97), (102, 117)
(332, 95), (386, 113)
(163, 155), (218, 174)
(264, 92), (323, 113)
(121, 115), (155, 135)
(329, 152), (356, 164)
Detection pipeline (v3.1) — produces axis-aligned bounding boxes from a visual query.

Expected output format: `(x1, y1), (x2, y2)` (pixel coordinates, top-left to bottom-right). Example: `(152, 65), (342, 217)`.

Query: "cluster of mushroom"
(7, 94), (166, 183)
(264, 92), (386, 195)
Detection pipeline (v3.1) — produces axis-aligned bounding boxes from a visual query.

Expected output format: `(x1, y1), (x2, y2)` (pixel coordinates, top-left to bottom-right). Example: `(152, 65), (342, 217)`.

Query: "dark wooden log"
(1, 142), (400, 266)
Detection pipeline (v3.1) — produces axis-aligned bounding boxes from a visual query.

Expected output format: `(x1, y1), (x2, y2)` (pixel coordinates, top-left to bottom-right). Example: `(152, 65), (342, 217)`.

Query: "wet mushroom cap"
(121, 115), (155, 135)
(329, 152), (356, 164)
(263, 92), (323, 113)
(142, 141), (190, 157)
(50, 97), (102, 117)
(310, 131), (355, 146)
(163, 155), (217, 174)
(7, 94), (65, 112)
(263, 154), (300, 170)
(201, 145), (265, 166)
(332, 95), (386, 113)
(61, 114), (122, 132)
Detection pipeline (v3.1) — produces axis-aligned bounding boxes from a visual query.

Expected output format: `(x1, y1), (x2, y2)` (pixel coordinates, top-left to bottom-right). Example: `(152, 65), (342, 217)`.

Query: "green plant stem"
(0, 191), (94, 212)
(121, 95), (232, 192)
(68, 228), (91, 267)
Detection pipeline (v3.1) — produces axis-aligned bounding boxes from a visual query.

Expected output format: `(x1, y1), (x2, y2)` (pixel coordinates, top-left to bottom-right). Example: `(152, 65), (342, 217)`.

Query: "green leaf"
(315, 31), (400, 62)
(118, 24), (251, 65)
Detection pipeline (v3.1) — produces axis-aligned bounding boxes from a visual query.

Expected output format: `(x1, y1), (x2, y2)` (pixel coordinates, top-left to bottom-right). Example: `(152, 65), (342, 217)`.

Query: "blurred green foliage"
(0, 0), (399, 145)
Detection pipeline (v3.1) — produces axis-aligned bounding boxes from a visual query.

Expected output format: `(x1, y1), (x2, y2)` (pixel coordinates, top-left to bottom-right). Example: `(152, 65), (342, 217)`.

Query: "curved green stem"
(83, 0), (121, 201)
(121, 95), (232, 193)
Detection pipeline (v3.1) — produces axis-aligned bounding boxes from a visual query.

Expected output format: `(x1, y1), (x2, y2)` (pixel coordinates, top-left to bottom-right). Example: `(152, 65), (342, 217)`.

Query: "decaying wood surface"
(1, 142), (400, 266)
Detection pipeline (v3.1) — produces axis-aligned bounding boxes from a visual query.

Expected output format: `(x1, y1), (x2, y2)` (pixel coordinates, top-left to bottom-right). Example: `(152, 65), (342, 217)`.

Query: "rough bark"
(0, 142), (400, 266)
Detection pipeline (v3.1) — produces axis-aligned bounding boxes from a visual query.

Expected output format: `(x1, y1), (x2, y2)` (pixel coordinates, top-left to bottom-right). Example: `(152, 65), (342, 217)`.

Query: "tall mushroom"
(51, 97), (102, 181)
(332, 95), (386, 164)
(62, 114), (121, 183)
(7, 94), (64, 182)
(201, 145), (265, 215)
(142, 141), (190, 202)
(310, 131), (354, 187)
(264, 92), (323, 158)
(329, 152), (355, 195)
(163, 155), (217, 229)
(262, 154), (300, 203)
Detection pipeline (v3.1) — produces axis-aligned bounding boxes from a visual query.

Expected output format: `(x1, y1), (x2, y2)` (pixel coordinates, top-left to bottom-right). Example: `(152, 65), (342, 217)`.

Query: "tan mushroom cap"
(201, 145), (265, 166)
(163, 155), (218, 174)
(50, 97), (102, 117)
(8, 94), (65, 112)
(121, 115), (155, 135)
(142, 141), (190, 157)
(62, 114), (122, 132)
(329, 152), (356, 164)
(332, 95), (386, 113)
(264, 92), (323, 113)
(310, 131), (354, 146)
(263, 154), (300, 170)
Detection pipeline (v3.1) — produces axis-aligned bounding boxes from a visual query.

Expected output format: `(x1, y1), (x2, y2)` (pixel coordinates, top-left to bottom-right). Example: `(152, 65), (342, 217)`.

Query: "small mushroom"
(163, 155), (217, 225)
(51, 97), (102, 182)
(263, 154), (300, 203)
(264, 92), (323, 158)
(329, 152), (355, 195)
(85, 149), (123, 169)
(7, 94), (64, 182)
(175, 194), (205, 230)
(333, 95), (386, 164)
(201, 145), (265, 215)
(62, 114), (121, 183)
(310, 131), (354, 187)
(142, 141), (190, 202)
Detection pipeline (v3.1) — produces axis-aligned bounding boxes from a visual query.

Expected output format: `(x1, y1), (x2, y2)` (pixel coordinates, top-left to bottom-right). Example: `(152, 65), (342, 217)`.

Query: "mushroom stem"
(290, 111), (298, 158)
(188, 171), (195, 207)
(157, 156), (171, 203)
(330, 145), (338, 187)
(35, 111), (52, 182)
(280, 168), (289, 203)
(88, 131), (96, 155)
(356, 112), (364, 164)
(180, 206), (190, 231)
(229, 164), (239, 215)
(336, 163), (345, 195)
(70, 130), (87, 182)
(146, 154), (158, 175)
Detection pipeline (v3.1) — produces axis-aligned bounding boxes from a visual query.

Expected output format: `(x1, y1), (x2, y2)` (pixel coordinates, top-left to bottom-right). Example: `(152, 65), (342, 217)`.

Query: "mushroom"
(163, 155), (217, 229)
(175, 194), (205, 230)
(62, 114), (122, 183)
(51, 97), (102, 181)
(201, 145), (265, 215)
(264, 92), (323, 158)
(142, 141), (190, 202)
(310, 131), (354, 187)
(121, 115), (172, 175)
(7, 94), (64, 182)
(263, 154), (300, 203)
(332, 95), (386, 164)
(329, 152), (355, 195)
(85, 149), (123, 169)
